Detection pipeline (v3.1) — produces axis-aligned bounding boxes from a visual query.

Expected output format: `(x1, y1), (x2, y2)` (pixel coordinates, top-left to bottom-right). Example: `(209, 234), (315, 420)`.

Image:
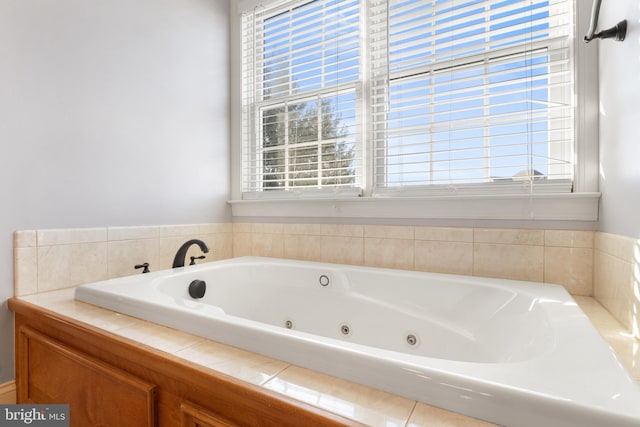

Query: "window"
(235, 0), (598, 220)
(373, 0), (573, 194)
(241, 0), (362, 196)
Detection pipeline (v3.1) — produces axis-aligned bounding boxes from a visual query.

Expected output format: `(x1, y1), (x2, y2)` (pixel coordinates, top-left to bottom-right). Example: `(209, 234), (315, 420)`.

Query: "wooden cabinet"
(18, 327), (156, 427)
(181, 402), (237, 427)
(10, 298), (363, 427)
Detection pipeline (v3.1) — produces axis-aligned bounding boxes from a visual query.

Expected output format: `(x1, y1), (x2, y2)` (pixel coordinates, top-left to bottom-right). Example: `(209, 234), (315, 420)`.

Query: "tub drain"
(340, 323), (351, 336)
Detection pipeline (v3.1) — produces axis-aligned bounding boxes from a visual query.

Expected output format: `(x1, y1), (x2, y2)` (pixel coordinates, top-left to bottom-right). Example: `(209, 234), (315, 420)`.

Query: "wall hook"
(584, 0), (627, 43)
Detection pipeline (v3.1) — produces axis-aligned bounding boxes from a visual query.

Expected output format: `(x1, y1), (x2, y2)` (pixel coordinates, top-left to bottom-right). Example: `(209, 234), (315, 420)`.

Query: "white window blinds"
(241, 0), (574, 198)
(241, 0), (362, 196)
(370, 0), (573, 194)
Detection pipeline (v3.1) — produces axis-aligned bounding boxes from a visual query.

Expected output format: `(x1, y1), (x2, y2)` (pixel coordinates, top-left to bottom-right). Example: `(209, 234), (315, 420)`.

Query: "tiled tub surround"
(594, 232), (640, 340)
(233, 224), (595, 295)
(13, 224), (233, 296)
(14, 288), (640, 426)
(16, 224), (595, 297)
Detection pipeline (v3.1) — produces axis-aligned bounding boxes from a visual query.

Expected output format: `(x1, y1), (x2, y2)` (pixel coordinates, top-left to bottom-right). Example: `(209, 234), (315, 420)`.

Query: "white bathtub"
(75, 257), (640, 427)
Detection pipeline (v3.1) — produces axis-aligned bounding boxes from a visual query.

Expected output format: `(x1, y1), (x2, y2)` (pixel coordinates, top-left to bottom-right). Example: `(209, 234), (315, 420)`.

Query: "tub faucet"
(172, 239), (209, 268)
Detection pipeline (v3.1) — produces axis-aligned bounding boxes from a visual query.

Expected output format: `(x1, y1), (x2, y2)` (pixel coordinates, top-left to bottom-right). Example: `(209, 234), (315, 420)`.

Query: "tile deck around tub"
(18, 289), (639, 426)
(574, 296), (640, 382)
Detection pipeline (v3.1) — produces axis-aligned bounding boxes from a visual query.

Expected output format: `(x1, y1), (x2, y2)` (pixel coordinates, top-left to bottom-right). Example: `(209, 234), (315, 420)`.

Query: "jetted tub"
(75, 257), (640, 427)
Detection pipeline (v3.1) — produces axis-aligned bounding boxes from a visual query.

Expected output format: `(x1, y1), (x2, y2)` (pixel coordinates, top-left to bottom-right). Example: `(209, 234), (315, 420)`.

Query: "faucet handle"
(135, 262), (150, 273)
(189, 255), (206, 266)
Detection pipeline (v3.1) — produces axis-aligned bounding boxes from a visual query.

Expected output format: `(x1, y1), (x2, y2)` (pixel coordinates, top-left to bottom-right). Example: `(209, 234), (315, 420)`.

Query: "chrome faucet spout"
(172, 239), (209, 268)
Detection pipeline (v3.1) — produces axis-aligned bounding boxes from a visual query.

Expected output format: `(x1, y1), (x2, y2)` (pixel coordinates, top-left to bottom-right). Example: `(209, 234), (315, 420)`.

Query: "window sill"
(229, 192), (600, 222)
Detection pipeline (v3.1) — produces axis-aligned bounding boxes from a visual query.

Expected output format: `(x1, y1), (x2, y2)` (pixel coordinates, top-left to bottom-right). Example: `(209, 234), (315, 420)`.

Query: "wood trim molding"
(0, 381), (17, 404)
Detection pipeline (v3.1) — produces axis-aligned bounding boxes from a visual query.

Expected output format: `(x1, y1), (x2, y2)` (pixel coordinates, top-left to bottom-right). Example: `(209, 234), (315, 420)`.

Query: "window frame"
(229, 0), (600, 222)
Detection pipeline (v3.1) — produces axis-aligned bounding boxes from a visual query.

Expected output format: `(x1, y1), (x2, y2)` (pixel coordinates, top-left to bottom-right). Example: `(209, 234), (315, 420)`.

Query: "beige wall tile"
(107, 226), (159, 241)
(283, 223), (322, 236)
(474, 228), (544, 246)
(14, 247), (38, 296)
(37, 242), (108, 291)
(14, 224), (235, 296)
(284, 234), (322, 261)
(545, 230), (594, 248)
(264, 366), (415, 427)
(407, 402), (498, 427)
(158, 224), (200, 238)
(37, 227), (107, 246)
(205, 232), (234, 261)
(251, 232), (284, 257)
(544, 247), (593, 295)
(199, 223), (233, 234)
(108, 239), (159, 279)
(474, 243), (544, 282)
(321, 223), (364, 237)
(595, 232), (637, 262)
(233, 232), (252, 257)
(233, 222), (252, 233)
(594, 232), (609, 253)
(577, 295), (640, 380)
(594, 250), (635, 333)
(364, 237), (414, 270)
(415, 226), (473, 242)
(14, 230), (36, 248)
(252, 223), (284, 234)
(53, 298), (141, 331)
(415, 241), (473, 275)
(115, 321), (206, 354)
(364, 225), (414, 239)
(321, 235), (363, 265)
(175, 340), (288, 386)
(634, 268), (640, 337)
(592, 232), (640, 337)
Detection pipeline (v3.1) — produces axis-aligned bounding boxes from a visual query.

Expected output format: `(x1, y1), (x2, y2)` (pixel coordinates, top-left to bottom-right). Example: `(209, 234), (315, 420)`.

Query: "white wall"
(0, 0), (231, 383)
(597, 2), (640, 239)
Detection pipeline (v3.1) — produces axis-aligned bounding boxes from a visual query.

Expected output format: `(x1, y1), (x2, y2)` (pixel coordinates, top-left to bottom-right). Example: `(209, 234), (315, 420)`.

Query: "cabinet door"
(181, 402), (238, 427)
(17, 326), (157, 427)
